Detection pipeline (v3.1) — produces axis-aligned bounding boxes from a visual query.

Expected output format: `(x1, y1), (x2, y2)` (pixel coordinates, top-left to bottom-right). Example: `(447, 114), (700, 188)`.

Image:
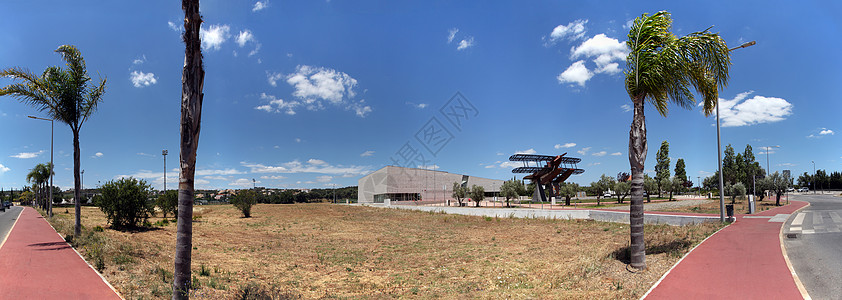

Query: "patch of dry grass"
(46, 204), (723, 299)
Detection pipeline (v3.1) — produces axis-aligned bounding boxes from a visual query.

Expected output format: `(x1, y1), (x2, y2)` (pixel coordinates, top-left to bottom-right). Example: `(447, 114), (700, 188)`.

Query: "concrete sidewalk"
(644, 200), (810, 299)
(0, 207), (121, 299)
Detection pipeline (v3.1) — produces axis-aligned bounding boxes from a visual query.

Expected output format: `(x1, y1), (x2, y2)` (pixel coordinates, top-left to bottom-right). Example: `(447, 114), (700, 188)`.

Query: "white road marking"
(792, 212), (806, 226)
(790, 226), (802, 232)
(829, 211), (842, 223)
(802, 229), (815, 234)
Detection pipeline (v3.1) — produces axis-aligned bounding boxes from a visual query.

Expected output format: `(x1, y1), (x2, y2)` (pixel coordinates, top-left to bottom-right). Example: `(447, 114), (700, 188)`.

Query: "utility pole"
(162, 150), (168, 193)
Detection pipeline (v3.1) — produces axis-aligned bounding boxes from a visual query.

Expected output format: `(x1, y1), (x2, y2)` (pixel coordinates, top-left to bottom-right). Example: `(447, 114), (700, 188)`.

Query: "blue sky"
(0, 0), (840, 191)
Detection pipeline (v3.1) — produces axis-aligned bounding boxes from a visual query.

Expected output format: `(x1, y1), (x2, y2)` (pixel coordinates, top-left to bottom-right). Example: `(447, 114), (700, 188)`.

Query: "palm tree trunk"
(173, 0), (204, 298)
(628, 97), (647, 270)
(73, 129), (82, 237)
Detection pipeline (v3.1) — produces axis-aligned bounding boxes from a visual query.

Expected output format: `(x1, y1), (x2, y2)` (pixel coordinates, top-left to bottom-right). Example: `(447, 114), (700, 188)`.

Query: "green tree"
(469, 185), (485, 207)
(623, 11), (731, 269)
(231, 189), (258, 217)
(590, 174), (615, 206)
(173, 1), (205, 297)
(499, 180), (521, 207)
(558, 182), (580, 206)
(727, 182), (746, 204)
(96, 177), (154, 229)
(26, 163), (50, 211)
(762, 172), (791, 206)
(451, 181), (468, 206)
(674, 158), (687, 184)
(615, 181), (631, 203)
(643, 174), (657, 202)
(655, 141), (671, 197)
(1, 45), (106, 235)
(156, 190), (178, 219)
(722, 144), (736, 185)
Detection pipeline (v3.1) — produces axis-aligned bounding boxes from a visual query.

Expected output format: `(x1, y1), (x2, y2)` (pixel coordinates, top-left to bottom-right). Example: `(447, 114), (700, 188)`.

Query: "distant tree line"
(797, 170), (842, 190)
(257, 186), (358, 204)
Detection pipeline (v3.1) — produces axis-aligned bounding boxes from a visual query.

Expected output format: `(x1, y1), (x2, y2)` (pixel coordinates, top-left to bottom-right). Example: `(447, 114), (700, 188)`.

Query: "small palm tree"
(0, 45), (106, 236)
(26, 163), (54, 211)
(624, 11), (731, 269)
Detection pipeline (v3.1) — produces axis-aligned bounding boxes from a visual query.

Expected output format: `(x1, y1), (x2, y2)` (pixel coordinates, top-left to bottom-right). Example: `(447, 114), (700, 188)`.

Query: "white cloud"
(204, 176), (228, 181)
(499, 161), (521, 169)
(252, 0), (269, 12)
(132, 55), (147, 65)
(548, 19), (588, 43)
(236, 30), (255, 47)
(360, 150), (375, 157)
(10, 150), (43, 159)
(820, 129), (834, 135)
(717, 91), (793, 127)
(231, 178), (258, 187)
(196, 169), (244, 176)
(570, 34), (628, 75)
(0, 163), (9, 173)
(592, 151), (607, 156)
(266, 72), (284, 87)
(200, 24), (231, 51)
(307, 159), (327, 165)
(610, 152), (622, 156)
(260, 175), (286, 180)
(93, 152), (104, 158)
(406, 102), (428, 109)
(457, 37), (475, 50)
(316, 175), (333, 183)
(295, 138), (302, 143)
(778, 163), (796, 167)
(756, 146), (780, 155)
(621, 104), (632, 112)
(577, 147), (591, 155)
(557, 60), (592, 87)
(623, 19), (634, 30)
(447, 28), (459, 43)
(515, 148), (537, 155)
(130, 71), (157, 88)
(554, 143), (576, 149)
(241, 160), (370, 175)
(279, 65), (370, 117)
(167, 21), (181, 32)
(255, 93), (299, 115)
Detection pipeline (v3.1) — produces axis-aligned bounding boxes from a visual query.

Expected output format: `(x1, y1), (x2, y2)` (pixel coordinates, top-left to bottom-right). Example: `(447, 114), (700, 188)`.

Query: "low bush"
(231, 189), (258, 218)
(95, 177), (154, 229)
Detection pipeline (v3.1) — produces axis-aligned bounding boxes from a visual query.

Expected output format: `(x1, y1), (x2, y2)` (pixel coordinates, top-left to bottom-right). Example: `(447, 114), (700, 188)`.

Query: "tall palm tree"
(26, 165), (47, 208)
(624, 11), (730, 269)
(173, 0), (205, 298)
(0, 45), (107, 236)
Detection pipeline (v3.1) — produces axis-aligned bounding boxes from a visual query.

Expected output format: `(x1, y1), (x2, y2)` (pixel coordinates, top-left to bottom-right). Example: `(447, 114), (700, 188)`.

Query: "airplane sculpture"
(509, 153), (584, 203)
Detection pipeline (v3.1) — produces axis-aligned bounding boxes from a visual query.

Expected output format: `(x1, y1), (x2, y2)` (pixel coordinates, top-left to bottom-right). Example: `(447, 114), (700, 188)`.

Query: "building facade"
(357, 166), (504, 203)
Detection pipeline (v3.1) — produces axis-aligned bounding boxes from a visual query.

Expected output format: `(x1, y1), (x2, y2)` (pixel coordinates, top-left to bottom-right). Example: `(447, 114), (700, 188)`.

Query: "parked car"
(2, 201), (10, 208)
(603, 192), (613, 197)
(786, 187), (795, 192)
(798, 187), (809, 192)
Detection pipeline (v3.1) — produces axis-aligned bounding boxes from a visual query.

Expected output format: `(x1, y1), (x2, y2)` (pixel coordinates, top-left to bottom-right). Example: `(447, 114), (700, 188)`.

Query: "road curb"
(780, 202), (812, 300)
(640, 220), (732, 299)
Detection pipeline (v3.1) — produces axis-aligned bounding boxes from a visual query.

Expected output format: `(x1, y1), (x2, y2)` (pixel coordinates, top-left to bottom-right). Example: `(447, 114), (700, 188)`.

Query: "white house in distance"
(357, 165), (504, 204)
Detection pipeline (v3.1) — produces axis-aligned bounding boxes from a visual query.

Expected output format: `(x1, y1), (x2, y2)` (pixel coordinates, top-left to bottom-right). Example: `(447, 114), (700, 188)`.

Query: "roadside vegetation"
(43, 203), (723, 299)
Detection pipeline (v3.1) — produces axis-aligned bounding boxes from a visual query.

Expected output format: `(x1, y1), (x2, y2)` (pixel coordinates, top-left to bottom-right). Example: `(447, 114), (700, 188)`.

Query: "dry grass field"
(46, 204), (723, 299)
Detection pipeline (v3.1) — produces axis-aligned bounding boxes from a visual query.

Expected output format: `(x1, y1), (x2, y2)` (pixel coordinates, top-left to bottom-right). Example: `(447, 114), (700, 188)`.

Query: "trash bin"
(726, 204), (734, 217)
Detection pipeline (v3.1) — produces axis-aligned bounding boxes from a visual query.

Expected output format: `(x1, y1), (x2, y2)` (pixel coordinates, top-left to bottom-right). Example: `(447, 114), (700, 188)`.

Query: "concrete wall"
(358, 166), (505, 203)
(364, 204), (720, 226)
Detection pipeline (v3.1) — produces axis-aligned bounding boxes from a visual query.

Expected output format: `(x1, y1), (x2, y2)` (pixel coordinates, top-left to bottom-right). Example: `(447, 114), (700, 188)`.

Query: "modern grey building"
(357, 166), (504, 204)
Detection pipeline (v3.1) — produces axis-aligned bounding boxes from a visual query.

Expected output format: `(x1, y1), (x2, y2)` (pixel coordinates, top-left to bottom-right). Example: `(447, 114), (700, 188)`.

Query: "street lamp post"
(716, 40), (756, 222)
(810, 160), (816, 194)
(764, 145), (780, 175)
(162, 150), (168, 193)
(81, 170), (84, 202)
(28, 115), (53, 217)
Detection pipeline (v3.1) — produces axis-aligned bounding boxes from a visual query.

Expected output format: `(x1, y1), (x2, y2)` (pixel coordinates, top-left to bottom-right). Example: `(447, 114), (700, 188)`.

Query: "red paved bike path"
(645, 200), (809, 299)
(0, 207), (121, 299)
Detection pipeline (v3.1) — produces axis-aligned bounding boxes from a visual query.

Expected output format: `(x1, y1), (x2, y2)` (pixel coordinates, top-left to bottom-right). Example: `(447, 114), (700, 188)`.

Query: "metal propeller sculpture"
(510, 153), (584, 202)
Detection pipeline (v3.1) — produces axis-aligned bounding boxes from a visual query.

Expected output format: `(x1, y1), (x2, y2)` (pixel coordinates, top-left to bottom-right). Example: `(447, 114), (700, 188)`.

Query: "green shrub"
(156, 190), (178, 218)
(231, 189), (258, 218)
(96, 177), (154, 229)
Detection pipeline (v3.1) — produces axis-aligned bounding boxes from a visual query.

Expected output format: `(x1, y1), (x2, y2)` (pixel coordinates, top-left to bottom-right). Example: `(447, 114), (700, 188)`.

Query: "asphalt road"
(784, 193), (842, 300)
(0, 205), (23, 246)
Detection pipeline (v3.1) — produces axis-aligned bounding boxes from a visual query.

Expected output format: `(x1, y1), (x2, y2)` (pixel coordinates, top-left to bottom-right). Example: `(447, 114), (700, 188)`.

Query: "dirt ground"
(658, 195), (786, 215)
(46, 204), (723, 299)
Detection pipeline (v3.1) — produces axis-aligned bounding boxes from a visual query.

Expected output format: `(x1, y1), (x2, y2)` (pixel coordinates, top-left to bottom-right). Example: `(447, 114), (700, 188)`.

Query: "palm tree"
(173, 0), (205, 298)
(624, 11), (730, 269)
(1, 45), (106, 236)
(26, 166), (47, 208)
